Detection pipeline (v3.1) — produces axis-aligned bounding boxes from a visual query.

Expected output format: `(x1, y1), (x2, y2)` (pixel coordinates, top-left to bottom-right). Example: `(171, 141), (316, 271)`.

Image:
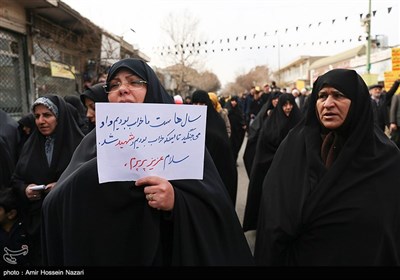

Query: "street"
(235, 136), (256, 255)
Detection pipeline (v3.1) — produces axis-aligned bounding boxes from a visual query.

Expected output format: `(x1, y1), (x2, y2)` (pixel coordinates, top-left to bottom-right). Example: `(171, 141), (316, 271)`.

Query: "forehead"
(33, 104), (52, 112)
(319, 86), (340, 92)
(110, 69), (137, 79)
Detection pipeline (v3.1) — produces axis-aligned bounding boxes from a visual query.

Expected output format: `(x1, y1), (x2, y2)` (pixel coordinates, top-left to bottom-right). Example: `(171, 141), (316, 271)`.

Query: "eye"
(43, 113), (54, 118)
(317, 92), (328, 99)
(332, 92), (346, 99)
(109, 82), (120, 91)
(128, 80), (147, 87)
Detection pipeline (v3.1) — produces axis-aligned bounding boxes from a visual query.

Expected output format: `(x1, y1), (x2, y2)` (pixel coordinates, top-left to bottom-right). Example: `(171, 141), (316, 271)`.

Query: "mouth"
(39, 126), (49, 132)
(322, 113), (337, 120)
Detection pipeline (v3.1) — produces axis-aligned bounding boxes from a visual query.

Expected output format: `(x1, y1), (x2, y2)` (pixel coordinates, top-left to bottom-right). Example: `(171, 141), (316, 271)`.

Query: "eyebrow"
(318, 89), (344, 94)
(111, 74), (138, 81)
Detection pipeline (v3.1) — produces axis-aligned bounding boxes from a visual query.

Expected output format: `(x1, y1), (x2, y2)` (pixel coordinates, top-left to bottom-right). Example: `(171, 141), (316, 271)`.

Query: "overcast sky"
(63, 0), (399, 86)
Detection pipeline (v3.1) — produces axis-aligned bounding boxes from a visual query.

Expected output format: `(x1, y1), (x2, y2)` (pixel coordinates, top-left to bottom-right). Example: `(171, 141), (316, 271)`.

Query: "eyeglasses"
(103, 80), (147, 93)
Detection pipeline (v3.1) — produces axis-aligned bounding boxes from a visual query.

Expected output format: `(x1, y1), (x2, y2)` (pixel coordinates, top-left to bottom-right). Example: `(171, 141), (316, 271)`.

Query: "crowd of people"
(1, 58), (400, 268)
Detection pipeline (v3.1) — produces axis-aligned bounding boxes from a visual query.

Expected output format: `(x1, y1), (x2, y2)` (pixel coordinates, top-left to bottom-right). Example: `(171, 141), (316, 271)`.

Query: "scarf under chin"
(321, 131), (343, 168)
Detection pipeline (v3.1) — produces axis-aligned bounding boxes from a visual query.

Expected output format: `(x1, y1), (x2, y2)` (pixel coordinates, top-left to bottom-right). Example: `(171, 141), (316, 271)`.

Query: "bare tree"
(161, 10), (202, 68)
(191, 71), (221, 92)
(220, 65), (272, 97)
(160, 10), (216, 96)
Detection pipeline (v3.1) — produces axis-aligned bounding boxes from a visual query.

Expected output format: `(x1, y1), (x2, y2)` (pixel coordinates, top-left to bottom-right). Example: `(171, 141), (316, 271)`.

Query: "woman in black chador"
(255, 69), (400, 266)
(242, 91), (281, 177)
(243, 93), (302, 232)
(11, 94), (84, 265)
(80, 82), (108, 130)
(191, 89), (238, 205)
(41, 58), (253, 266)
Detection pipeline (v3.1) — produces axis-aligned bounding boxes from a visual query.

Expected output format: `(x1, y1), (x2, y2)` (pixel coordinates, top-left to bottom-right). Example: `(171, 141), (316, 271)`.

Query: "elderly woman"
(254, 69), (400, 266)
(41, 58), (253, 266)
(11, 94), (84, 265)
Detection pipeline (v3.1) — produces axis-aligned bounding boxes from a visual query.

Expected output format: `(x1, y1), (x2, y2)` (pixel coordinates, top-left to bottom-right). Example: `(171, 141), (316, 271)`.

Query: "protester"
(254, 69), (400, 265)
(17, 113), (36, 149)
(11, 94), (84, 265)
(369, 80), (400, 132)
(0, 109), (20, 189)
(228, 96), (246, 165)
(79, 82), (108, 130)
(242, 91), (281, 177)
(41, 58), (254, 266)
(64, 95), (91, 135)
(243, 93), (302, 232)
(192, 89), (238, 205)
(208, 92), (231, 138)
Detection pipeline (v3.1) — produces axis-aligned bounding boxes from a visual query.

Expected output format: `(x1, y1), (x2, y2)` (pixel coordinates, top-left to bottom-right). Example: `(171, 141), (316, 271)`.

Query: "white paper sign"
(96, 103), (207, 183)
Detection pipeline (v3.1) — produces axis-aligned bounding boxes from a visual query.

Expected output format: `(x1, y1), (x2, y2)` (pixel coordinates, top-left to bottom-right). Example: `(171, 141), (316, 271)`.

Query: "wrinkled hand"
(135, 176), (175, 211)
(26, 184), (43, 201)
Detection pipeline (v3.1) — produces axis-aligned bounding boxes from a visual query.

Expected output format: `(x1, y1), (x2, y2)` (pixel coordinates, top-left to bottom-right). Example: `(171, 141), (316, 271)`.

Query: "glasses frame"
(103, 80), (148, 93)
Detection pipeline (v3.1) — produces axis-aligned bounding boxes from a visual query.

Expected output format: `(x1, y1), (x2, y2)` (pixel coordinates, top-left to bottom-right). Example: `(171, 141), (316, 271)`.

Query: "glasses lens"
(105, 81), (147, 93)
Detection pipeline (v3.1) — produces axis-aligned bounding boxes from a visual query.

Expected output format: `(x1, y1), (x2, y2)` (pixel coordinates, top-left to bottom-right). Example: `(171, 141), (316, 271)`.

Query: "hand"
(390, 123), (398, 133)
(44, 182), (57, 193)
(135, 176), (175, 211)
(26, 184), (43, 201)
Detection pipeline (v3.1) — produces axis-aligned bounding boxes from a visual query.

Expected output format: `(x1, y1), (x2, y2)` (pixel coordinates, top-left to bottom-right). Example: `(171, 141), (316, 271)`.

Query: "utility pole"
(366, 0), (372, 74)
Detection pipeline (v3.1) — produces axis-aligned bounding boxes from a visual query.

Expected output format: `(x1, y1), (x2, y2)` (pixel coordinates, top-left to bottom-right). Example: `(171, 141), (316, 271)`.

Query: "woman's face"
(282, 101), (293, 117)
(84, 98), (96, 124)
(107, 69), (147, 103)
(316, 86), (351, 130)
(272, 97), (279, 108)
(33, 104), (57, 136)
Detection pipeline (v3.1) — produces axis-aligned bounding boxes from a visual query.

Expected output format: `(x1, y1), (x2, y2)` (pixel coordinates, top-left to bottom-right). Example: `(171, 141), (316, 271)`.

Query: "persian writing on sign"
(96, 103), (207, 183)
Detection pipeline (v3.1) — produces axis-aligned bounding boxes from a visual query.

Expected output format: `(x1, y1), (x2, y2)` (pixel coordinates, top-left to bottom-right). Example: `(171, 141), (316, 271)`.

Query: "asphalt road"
(235, 136), (256, 255)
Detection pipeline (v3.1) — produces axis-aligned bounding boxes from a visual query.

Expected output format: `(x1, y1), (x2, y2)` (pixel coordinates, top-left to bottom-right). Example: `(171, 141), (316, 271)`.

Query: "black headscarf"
(191, 90), (238, 205)
(79, 83), (108, 132)
(64, 95), (91, 135)
(79, 83), (108, 105)
(106, 58), (174, 104)
(41, 59), (253, 266)
(243, 93), (303, 231)
(254, 69), (400, 265)
(17, 113), (36, 147)
(242, 91), (281, 177)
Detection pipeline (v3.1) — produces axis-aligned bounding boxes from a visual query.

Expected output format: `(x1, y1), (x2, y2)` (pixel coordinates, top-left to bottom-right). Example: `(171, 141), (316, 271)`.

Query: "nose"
(37, 115), (45, 123)
(323, 95), (336, 107)
(118, 93), (131, 102)
(117, 84), (130, 97)
(86, 110), (94, 120)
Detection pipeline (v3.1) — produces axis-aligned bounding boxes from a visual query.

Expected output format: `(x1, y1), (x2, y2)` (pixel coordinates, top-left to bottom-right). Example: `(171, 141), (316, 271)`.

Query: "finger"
(135, 176), (161, 187)
(143, 186), (158, 195)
